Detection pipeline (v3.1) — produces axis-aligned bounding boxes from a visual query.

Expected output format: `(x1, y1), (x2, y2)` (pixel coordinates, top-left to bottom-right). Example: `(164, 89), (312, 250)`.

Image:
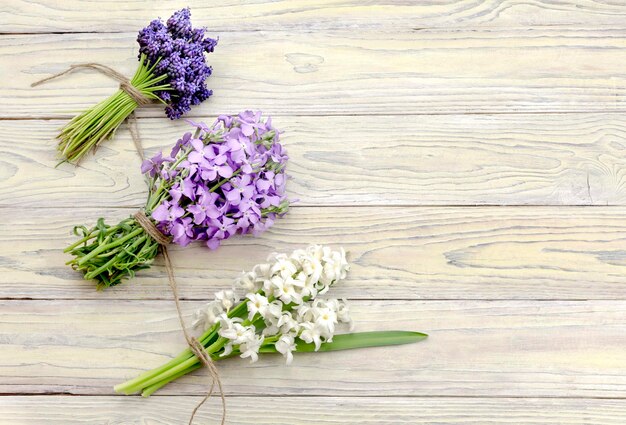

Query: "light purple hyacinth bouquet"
(65, 111), (289, 288)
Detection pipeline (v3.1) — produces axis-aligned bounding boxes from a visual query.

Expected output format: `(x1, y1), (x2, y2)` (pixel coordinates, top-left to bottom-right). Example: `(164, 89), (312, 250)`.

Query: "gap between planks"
(8, 110), (626, 120)
(2, 394), (626, 400)
(8, 29), (626, 117)
(4, 206), (626, 300)
(0, 205), (622, 209)
(3, 395), (626, 425)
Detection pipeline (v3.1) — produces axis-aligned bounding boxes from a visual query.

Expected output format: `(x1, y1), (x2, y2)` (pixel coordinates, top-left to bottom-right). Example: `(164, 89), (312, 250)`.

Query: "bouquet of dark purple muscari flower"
(65, 111), (289, 288)
(56, 8), (217, 163)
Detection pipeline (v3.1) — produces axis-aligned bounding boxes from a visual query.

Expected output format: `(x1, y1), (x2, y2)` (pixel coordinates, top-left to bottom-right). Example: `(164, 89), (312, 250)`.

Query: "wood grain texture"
(2, 114), (626, 207)
(0, 299), (624, 397)
(2, 396), (626, 425)
(5, 0), (626, 33)
(6, 29), (626, 118)
(3, 206), (626, 300)
(3, 1), (626, 421)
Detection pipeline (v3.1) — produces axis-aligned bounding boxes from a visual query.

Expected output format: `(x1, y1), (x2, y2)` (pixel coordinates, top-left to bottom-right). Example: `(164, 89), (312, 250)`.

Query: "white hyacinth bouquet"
(115, 245), (427, 396)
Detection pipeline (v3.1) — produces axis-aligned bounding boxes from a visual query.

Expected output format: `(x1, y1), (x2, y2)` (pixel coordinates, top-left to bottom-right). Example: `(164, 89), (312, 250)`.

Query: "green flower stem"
(75, 227), (144, 266)
(141, 363), (202, 397)
(64, 232), (98, 252)
(115, 349), (195, 395)
(115, 301), (250, 395)
(65, 217), (160, 288)
(209, 169), (242, 193)
(139, 340), (227, 397)
(138, 337), (283, 398)
(83, 235), (148, 280)
(116, 295), (281, 394)
(134, 336), (227, 391)
(57, 54), (169, 164)
(121, 320), (226, 393)
(115, 327), (217, 395)
(144, 146), (194, 212)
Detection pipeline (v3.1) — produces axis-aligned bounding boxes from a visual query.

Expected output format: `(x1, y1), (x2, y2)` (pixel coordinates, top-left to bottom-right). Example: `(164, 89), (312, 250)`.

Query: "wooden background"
(1, 1), (626, 423)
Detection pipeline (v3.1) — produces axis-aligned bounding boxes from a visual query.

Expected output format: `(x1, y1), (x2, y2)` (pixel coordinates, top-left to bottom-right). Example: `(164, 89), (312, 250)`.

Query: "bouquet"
(56, 8), (217, 163)
(114, 245), (427, 396)
(65, 111), (289, 288)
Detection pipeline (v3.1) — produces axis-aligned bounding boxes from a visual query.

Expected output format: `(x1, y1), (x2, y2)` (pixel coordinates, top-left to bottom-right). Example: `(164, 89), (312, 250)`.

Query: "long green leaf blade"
(260, 331), (427, 354)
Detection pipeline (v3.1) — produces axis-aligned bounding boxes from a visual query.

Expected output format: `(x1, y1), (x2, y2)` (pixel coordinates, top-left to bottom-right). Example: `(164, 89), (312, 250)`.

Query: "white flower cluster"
(193, 245), (351, 364)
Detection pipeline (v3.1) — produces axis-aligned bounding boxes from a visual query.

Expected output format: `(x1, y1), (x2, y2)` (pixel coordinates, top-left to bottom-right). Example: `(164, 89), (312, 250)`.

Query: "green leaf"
(260, 331), (427, 354)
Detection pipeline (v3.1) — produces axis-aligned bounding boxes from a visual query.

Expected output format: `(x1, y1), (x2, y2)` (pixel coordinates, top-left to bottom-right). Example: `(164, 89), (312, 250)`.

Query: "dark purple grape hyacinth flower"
(55, 8), (217, 164)
(138, 8), (218, 119)
(65, 112), (289, 288)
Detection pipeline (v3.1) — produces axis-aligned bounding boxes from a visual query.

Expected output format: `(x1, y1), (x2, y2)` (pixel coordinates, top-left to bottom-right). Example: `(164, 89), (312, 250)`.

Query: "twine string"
(31, 63), (151, 106)
(127, 112), (144, 161)
(35, 63), (222, 422)
(133, 212), (226, 425)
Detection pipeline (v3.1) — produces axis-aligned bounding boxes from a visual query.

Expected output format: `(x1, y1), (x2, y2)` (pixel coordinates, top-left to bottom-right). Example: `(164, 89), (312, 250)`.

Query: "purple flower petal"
(151, 204), (170, 222)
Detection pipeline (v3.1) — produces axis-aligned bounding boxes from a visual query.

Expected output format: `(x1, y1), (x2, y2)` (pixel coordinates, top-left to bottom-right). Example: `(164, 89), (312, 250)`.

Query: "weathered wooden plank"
(3, 206), (626, 300)
(6, 29), (626, 118)
(0, 300), (624, 397)
(3, 114), (626, 207)
(2, 396), (626, 424)
(5, 0), (626, 33)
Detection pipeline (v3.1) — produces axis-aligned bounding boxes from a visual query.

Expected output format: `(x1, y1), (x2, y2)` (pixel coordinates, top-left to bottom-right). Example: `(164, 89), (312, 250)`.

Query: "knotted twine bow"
(33, 64), (226, 424)
(134, 211), (227, 425)
(31, 63), (152, 160)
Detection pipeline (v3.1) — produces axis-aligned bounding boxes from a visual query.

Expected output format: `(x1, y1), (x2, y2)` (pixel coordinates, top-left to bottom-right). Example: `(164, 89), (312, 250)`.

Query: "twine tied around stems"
(134, 211), (227, 425)
(31, 63), (152, 106)
(31, 63), (151, 161)
(36, 63), (225, 423)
